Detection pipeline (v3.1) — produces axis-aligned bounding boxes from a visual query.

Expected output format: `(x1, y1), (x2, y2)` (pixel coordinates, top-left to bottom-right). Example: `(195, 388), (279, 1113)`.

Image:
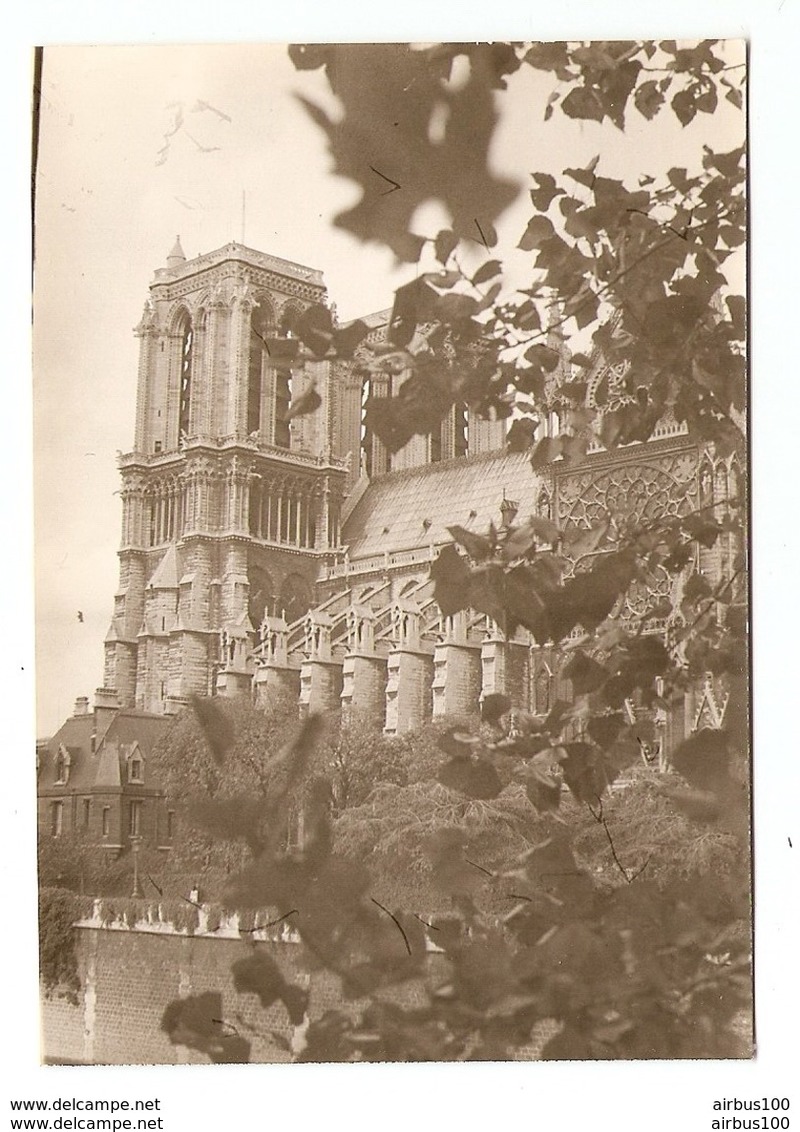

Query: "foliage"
(156, 39), (749, 1062)
(327, 713), (470, 811)
(39, 887), (85, 1003)
(148, 693), (316, 900)
(38, 830), (176, 900)
(334, 779), (538, 913)
(566, 763), (745, 889)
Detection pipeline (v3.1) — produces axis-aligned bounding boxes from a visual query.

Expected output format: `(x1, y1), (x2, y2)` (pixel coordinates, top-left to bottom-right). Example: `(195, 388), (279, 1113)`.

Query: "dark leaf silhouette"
(438, 755), (503, 799)
(286, 383), (322, 420)
(291, 45), (518, 260)
(190, 695), (234, 763)
(161, 993), (251, 1063)
(430, 544), (471, 616)
(481, 693), (512, 725)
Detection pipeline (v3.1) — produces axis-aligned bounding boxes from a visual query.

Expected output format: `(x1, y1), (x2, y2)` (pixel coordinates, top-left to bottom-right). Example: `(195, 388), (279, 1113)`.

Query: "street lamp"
(131, 836), (143, 898)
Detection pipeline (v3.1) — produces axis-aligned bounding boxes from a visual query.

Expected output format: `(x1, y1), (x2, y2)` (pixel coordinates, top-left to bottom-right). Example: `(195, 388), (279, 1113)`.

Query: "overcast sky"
(33, 41), (745, 735)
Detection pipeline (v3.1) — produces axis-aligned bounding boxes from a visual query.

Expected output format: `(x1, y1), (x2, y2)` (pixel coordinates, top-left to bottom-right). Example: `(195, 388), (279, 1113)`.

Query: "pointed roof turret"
(166, 235), (186, 267)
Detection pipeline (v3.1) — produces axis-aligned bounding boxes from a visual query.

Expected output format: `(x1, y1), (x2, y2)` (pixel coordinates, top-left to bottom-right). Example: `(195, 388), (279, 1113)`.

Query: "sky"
(32, 41), (745, 736)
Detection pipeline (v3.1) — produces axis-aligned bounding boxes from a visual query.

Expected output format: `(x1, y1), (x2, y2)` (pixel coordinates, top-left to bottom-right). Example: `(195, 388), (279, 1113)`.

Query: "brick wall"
(41, 921), (554, 1064)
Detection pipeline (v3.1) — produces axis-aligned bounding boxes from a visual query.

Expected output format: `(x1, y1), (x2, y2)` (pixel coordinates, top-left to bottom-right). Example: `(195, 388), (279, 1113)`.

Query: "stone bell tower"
(103, 239), (355, 714)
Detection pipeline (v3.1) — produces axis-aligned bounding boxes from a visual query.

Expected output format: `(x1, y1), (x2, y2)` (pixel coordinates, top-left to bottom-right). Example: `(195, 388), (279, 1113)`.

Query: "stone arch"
(166, 301), (194, 337)
(537, 486), (552, 520)
(279, 572), (312, 625)
(164, 306), (195, 441)
(253, 292), (278, 330)
(247, 562), (276, 630)
(247, 298), (278, 436)
(699, 451), (716, 509)
(278, 299), (305, 335)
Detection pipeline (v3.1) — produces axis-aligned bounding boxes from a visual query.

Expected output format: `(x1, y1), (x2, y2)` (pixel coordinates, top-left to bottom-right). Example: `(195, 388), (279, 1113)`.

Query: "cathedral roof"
(342, 450), (543, 560)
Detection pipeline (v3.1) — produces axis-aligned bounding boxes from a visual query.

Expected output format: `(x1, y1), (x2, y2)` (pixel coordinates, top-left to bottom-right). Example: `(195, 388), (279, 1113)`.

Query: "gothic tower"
(103, 240), (355, 713)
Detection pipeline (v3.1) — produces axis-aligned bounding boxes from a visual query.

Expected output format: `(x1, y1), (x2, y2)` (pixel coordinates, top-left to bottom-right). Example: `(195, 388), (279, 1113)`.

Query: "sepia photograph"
(30, 37), (754, 1069)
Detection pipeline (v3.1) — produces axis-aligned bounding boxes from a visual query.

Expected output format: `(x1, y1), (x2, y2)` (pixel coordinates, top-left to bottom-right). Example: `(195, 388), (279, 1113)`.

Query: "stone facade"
(97, 240), (742, 748)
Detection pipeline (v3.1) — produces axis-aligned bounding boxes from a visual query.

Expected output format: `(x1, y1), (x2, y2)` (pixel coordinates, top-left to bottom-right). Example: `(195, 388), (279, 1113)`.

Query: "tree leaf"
(332, 319), (369, 358)
(561, 86), (605, 123)
(518, 215), (555, 252)
(292, 45), (519, 261)
(564, 155), (600, 188)
(524, 343), (561, 372)
(523, 765), (562, 812)
(190, 695), (235, 763)
(481, 693), (512, 725)
(529, 172), (564, 212)
(286, 383), (322, 420)
(425, 829), (481, 896)
(430, 544), (471, 616)
(472, 259), (503, 286)
(434, 228), (458, 263)
(634, 79), (665, 121)
(505, 418), (538, 453)
(563, 650), (609, 696)
(530, 436), (563, 470)
(446, 524), (494, 562)
(438, 755), (503, 799)
(286, 302), (334, 357)
(232, 951), (286, 1009)
(670, 728), (730, 792)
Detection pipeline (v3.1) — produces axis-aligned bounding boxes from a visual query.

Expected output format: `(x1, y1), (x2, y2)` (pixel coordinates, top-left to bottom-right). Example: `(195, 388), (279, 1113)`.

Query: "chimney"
(94, 686), (121, 741)
(73, 696), (90, 716)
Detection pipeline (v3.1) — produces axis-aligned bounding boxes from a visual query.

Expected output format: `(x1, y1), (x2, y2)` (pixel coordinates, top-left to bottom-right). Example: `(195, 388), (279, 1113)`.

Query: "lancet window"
(145, 480), (185, 547)
(248, 303), (276, 436)
(178, 313), (194, 438)
(248, 478), (317, 549)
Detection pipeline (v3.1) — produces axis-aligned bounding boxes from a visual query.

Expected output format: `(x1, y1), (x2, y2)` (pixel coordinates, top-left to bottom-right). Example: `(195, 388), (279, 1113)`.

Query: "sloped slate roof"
(94, 742), (122, 788)
(39, 710), (170, 793)
(105, 712), (170, 758)
(342, 451), (543, 560)
(41, 715), (96, 791)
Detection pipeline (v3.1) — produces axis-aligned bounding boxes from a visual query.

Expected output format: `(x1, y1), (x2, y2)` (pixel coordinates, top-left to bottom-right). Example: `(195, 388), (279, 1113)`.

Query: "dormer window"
(127, 746), (144, 784)
(54, 748), (71, 785)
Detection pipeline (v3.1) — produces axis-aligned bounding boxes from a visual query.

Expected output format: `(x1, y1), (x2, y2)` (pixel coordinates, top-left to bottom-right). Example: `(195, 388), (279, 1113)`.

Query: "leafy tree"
(37, 831), (146, 898)
(157, 40), (749, 1062)
(330, 717), (541, 911)
(39, 888), (93, 1003)
(149, 693), (322, 901)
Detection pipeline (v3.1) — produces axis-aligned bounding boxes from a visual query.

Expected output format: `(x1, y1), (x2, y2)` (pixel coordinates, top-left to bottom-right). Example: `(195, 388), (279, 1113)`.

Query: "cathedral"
(98, 237), (739, 745)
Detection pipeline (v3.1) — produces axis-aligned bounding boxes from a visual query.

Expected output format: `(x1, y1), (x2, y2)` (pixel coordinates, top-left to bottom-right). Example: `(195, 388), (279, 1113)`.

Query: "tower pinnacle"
(166, 236), (186, 267)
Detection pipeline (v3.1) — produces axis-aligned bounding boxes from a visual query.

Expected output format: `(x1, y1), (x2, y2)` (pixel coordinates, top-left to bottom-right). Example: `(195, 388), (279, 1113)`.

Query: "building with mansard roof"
(37, 692), (171, 854)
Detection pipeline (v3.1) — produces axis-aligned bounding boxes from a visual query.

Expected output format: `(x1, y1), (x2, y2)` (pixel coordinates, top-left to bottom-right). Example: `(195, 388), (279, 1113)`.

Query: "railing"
(152, 242), (326, 287)
(321, 543), (441, 581)
(585, 415), (689, 455)
(119, 436), (348, 471)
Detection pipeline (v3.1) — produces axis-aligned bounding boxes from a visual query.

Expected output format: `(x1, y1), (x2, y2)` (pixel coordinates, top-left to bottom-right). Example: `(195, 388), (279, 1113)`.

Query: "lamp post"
(131, 836), (143, 898)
